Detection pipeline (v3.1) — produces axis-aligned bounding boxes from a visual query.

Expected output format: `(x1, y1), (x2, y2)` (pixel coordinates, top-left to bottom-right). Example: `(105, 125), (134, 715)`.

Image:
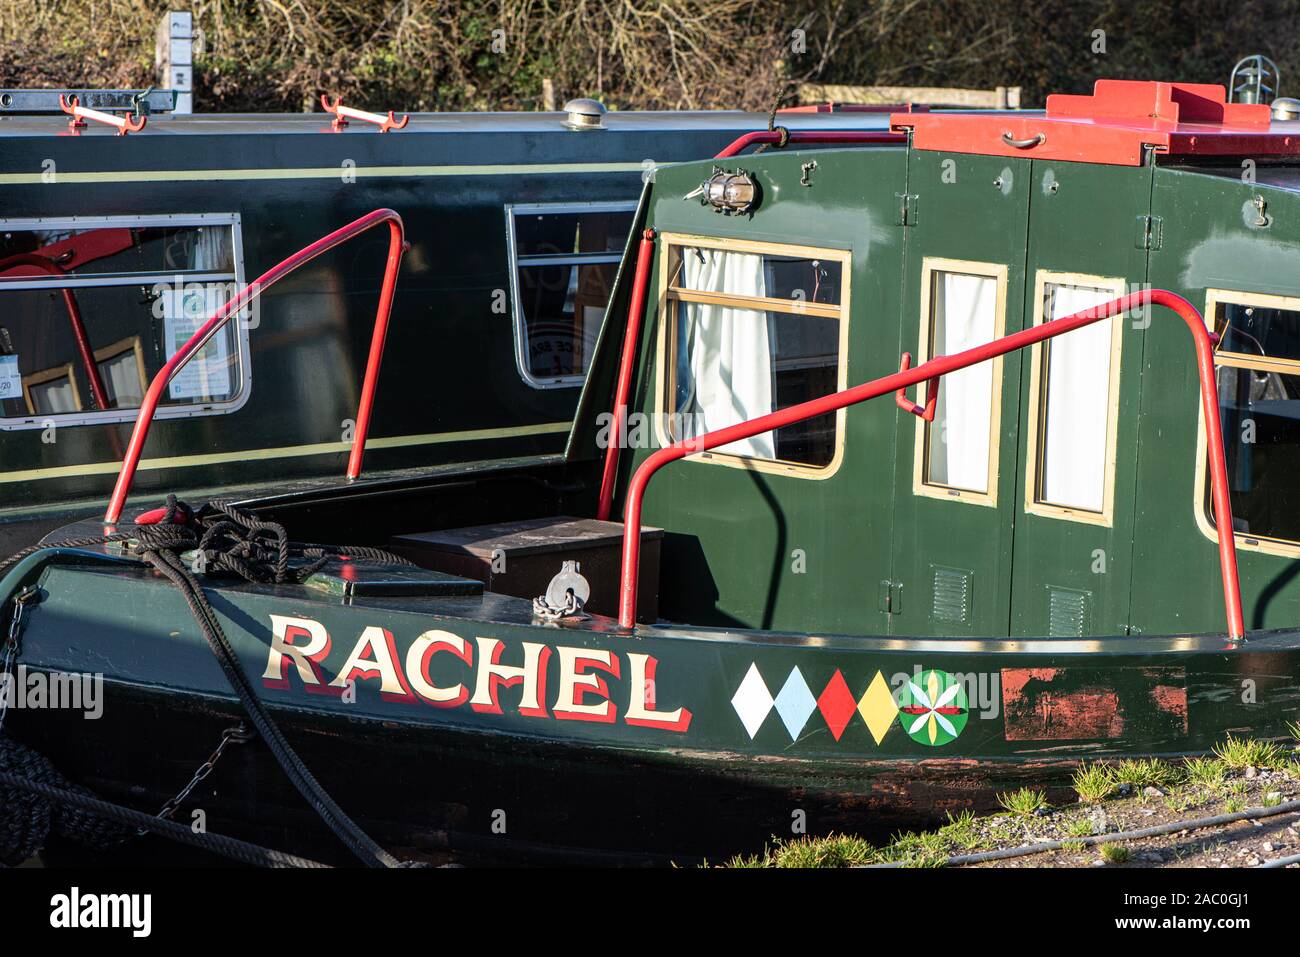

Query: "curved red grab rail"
(320, 94), (410, 133)
(616, 289), (1245, 638)
(0, 254), (111, 411)
(59, 94), (147, 135)
(715, 129), (906, 158)
(104, 208), (407, 524)
(893, 352), (938, 422)
(596, 228), (657, 521)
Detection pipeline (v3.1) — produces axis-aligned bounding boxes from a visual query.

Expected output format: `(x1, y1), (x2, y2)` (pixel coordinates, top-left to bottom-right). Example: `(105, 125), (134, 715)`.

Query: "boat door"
(888, 150), (1032, 636)
(1006, 162), (1153, 637)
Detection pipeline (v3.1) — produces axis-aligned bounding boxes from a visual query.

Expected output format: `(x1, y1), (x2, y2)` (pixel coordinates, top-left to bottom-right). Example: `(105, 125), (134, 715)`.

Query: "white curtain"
(1040, 283), (1117, 511)
(927, 272), (996, 492)
(99, 350), (144, 408)
(31, 378), (78, 414)
(191, 225), (230, 272)
(678, 249), (775, 458)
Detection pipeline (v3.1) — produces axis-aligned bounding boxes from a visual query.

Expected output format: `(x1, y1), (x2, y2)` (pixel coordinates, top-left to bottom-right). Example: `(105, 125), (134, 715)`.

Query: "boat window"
(660, 236), (849, 472)
(0, 214), (248, 430)
(671, 250), (843, 307)
(507, 202), (637, 388)
(1203, 290), (1300, 548)
(1026, 272), (1125, 523)
(915, 260), (1007, 503)
(1214, 297), (1300, 365)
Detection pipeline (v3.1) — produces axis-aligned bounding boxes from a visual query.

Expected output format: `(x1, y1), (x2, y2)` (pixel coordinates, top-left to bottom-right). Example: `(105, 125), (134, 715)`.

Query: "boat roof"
(0, 106), (907, 139)
(892, 80), (1300, 166)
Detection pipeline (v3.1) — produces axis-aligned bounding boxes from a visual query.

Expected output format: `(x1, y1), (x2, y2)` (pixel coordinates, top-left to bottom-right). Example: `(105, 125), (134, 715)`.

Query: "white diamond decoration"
(773, 667), (818, 741)
(731, 663), (774, 739)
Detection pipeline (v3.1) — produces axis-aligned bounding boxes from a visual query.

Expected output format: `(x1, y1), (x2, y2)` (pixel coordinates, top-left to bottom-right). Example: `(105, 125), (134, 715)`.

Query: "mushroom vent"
(563, 98), (606, 130)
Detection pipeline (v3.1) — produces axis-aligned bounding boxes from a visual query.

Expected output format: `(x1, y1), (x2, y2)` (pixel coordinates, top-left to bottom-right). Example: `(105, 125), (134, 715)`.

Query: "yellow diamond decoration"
(858, 671), (899, 745)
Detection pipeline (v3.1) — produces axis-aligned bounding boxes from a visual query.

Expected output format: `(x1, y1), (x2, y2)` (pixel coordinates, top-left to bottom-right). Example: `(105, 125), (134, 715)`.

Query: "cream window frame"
(1023, 270), (1126, 527)
(911, 258), (1008, 508)
(652, 231), (851, 479)
(93, 335), (149, 406)
(22, 362), (82, 415)
(1193, 287), (1300, 558)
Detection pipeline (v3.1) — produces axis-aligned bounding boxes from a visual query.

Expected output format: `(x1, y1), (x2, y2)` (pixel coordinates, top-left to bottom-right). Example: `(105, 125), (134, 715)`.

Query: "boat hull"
(11, 681), (1132, 866)
(6, 555), (1300, 864)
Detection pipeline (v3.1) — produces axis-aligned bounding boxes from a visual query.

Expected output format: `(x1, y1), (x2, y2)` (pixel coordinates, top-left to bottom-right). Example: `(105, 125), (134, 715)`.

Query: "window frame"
(0, 212), (250, 431)
(505, 200), (638, 390)
(1194, 287), (1300, 558)
(652, 231), (852, 479)
(1023, 269), (1126, 527)
(93, 335), (149, 408)
(22, 361), (81, 415)
(911, 257), (1009, 508)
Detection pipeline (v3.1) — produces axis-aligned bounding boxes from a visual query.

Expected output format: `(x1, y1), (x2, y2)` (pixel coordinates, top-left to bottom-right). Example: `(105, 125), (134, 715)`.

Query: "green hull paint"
(6, 553), (1298, 859)
(9, 114), (1300, 860)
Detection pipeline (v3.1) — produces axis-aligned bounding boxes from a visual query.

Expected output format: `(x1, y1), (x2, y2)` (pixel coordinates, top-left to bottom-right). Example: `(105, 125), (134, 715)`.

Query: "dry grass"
(0, 0), (791, 112)
(1, 1), (1295, 114)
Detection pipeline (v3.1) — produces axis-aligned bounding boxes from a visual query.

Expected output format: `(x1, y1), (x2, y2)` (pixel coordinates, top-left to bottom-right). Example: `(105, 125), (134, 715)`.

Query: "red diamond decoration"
(817, 670), (856, 741)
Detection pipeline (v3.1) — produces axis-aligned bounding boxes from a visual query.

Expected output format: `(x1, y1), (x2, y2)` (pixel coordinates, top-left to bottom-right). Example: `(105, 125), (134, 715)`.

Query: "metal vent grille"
(931, 566), (973, 624)
(1047, 586), (1090, 637)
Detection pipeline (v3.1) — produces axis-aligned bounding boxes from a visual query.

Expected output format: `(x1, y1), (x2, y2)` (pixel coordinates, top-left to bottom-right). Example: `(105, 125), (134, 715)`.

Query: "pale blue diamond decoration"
(773, 667), (818, 741)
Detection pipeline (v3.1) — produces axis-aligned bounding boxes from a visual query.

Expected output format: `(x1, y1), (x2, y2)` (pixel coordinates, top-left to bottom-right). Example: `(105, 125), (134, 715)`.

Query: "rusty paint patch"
(1001, 667), (1188, 742)
(1150, 682), (1189, 726)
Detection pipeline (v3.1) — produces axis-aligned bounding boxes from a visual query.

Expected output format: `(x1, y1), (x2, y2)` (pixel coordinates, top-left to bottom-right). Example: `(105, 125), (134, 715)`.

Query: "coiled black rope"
(0, 496), (414, 868)
(0, 734), (133, 865)
(0, 766), (327, 868)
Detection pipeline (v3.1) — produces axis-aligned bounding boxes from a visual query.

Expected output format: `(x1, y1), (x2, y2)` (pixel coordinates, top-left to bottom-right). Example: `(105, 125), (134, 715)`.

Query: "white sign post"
(155, 12), (195, 114)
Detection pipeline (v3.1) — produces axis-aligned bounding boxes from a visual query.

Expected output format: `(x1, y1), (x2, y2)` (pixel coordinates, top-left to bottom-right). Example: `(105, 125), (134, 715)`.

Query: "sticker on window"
(0, 354), (19, 401)
(162, 287), (232, 401)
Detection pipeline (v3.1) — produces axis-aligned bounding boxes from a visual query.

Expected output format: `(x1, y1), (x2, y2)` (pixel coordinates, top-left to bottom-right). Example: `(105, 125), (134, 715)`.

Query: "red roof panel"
(891, 80), (1297, 166)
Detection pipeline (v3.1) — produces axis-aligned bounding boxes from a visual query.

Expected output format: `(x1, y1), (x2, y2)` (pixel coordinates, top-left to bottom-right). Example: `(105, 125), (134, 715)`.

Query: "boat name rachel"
(260, 614), (693, 732)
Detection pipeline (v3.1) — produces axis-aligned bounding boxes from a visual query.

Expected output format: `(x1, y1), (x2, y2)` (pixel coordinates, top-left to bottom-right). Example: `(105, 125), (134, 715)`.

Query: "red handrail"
(320, 95), (410, 133)
(715, 129), (906, 158)
(596, 228), (657, 521)
(616, 289), (1245, 638)
(894, 352), (938, 422)
(104, 208), (407, 524)
(0, 254), (111, 411)
(59, 94), (147, 135)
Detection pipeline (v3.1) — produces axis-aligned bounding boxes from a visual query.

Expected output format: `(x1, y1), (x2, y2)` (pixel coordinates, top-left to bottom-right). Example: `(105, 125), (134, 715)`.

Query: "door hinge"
(878, 580), (904, 614)
(896, 193), (918, 227)
(1135, 214), (1163, 250)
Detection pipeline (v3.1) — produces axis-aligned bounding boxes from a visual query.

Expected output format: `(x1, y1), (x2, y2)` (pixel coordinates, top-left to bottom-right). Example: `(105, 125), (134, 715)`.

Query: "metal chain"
(150, 722), (254, 829)
(0, 587), (39, 735)
(531, 589), (586, 622)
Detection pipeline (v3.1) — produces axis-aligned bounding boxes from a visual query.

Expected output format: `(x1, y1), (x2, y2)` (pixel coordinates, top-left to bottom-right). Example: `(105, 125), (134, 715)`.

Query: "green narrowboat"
(4, 79), (1300, 866)
(0, 90), (894, 553)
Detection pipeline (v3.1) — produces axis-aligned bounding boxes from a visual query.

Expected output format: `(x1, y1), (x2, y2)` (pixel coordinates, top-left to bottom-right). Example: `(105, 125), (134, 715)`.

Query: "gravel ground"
(966, 769), (1300, 868)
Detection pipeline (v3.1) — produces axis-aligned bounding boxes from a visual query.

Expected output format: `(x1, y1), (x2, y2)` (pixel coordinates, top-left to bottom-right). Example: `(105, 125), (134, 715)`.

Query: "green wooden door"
(888, 151), (1031, 637)
(1134, 167), (1300, 634)
(630, 150), (910, 634)
(1007, 161), (1153, 637)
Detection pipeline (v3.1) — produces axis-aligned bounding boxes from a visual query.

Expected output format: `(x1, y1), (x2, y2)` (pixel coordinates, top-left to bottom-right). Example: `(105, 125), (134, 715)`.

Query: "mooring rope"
(0, 768), (328, 869)
(1258, 850), (1300, 868)
(752, 81), (793, 155)
(0, 496), (415, 868)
